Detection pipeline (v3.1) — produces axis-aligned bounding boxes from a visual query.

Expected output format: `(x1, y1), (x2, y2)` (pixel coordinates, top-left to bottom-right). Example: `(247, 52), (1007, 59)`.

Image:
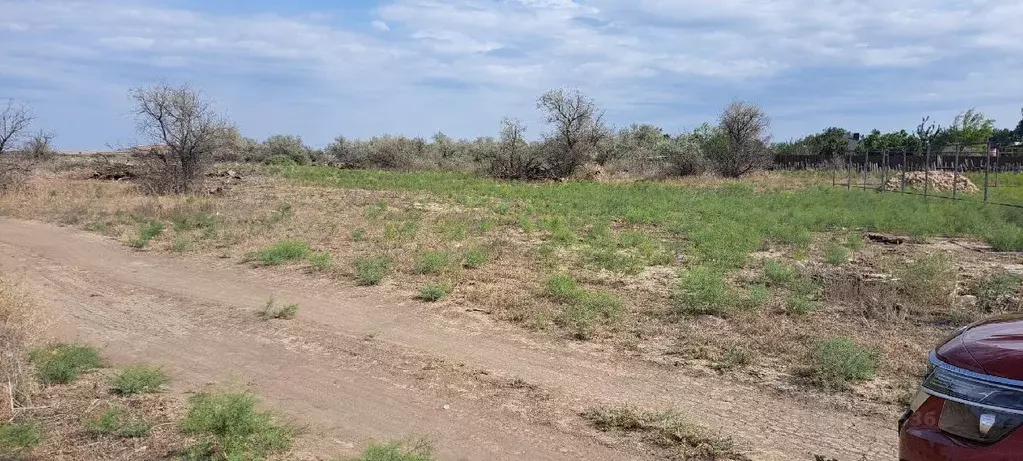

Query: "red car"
(899, 315), (1023, 460)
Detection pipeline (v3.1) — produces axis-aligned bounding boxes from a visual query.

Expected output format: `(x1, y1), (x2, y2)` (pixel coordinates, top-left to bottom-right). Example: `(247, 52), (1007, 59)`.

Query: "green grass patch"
(419, 283), (450, 302)
(844, 234), (864, 251)
(131, 220), (164, 248)
(29, 343), (101, 384)
(762, 260), (794, 285)
(802, 338), (877, 390)
(740, 284), (771, 310)
(786, 294), (819, 315)
(0, 423), (42, 452)
(544, 274), (585, 304)
(350, 440), (434, 461)
(307, 251), (333, 271)
(354, 256), (392, 286)
(181, 390), (296, 460)
(110, 366), (168, 395)
(671, 267), (733, 317)
(561, 291), (624, 340)
(823, 243), (849, 266)
(251, 240), (310, 266)
(259, 297), (299, 320)
(170, 208), (218, 232)
(350, 228), (368, 242)
(414, 250), (455, 275)
(462, 248), (489, 269)
(87, 408), (151, 438)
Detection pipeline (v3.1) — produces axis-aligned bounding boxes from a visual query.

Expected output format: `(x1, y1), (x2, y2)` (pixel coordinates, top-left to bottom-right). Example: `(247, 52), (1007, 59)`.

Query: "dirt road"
(0, 218), (896, 460)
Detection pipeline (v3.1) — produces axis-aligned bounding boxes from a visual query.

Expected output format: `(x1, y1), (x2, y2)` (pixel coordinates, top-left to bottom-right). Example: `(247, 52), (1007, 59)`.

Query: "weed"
(414, 251), (454, 275)
(561, 291), (625, 340)
(802, 338), (877, 389)
(252, 240), (310, 266)
(582, 407), (746, 460)
(671, 268), (733, 317)
(132, 220), (164, 248)
(86, 408), (151, 438)
(350, 440), (434, 461)
(181, 390), (296, 460)
(895, 254), (956, 308)
(844, 234), (863, 251)
(363, 200), (388, 219)
(263, 155), (299, 167)
(463, 248), (489, 269)
(419, 283), (450, 302)
(171, 237), (193, 252)
(713, 346), (755, 371)
(110, 365), (168, 395)
(740, 284), (771, 310)
(354, 256), (392, 286)
(0, 423), (42, 452)
(307, 251), (333, 271)
(170, 209), (217, 232)
(264, 203), (294, 226)
(763, 260), (794, 285)
(350, 228), (368, 242)
(259, 298), (299, 320)
(823, 243), (849, 266)
(29, 343), (101, 384)
(970, 273), (1022, 313)
(786, 295), (819, 315)
(544, 274), (585, 304)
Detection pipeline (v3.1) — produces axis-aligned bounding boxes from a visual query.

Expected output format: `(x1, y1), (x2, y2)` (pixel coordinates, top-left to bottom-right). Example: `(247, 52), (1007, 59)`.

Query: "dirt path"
(0, 218), (896, 460)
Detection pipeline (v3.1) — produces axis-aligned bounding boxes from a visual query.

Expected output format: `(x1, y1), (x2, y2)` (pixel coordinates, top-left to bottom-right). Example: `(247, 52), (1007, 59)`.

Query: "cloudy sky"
(2, 0), (1022, 149)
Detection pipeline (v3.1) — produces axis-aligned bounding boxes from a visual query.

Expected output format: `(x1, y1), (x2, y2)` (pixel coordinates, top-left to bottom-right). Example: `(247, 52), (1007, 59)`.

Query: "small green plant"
(363, 200), (389, 219)
(307, 251), (333, 271)
(419, 283), (450, 302)
(414, 251), (454, 275)
(804, 338), (877, 389)
(0, 423), (42, 452)
(252, 240), (310, 266)
(29, 343), (101, 384)
(823, 243), (849, 266)
(170, 210), (218, 232)
(181, 391), (296, 460)
(844, 234), (863, 251)
(714, 346), (755, 371)
(671, 267), (733, 317)
(544, 274), (584, 304)
(259, 298), (299, 320)
(132, 220), (164, 248)
(463, 248), (489, 269)
(562, 291), (624, 340)
(350, 228), (368, 242)
(740, 284), (771, 310)
(110, 365), (168, 395)
(171, 237), (193, 253)
(351, 440), (435, 461)
(970, 273), (1022, 313)
(763, 260), (794, 284)
(786, 295), (819, 315)
(354, 256), (392, 286)
(87, 408), (151, 438)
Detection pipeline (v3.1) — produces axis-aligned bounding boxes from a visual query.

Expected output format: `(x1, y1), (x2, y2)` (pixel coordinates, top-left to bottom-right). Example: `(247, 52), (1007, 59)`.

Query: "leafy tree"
(709, 100), (772, 177)
(537, 88), (610, 178)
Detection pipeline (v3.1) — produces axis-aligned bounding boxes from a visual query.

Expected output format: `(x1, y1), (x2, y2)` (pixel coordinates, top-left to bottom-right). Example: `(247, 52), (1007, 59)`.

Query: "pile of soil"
(883, 171), (979, 193)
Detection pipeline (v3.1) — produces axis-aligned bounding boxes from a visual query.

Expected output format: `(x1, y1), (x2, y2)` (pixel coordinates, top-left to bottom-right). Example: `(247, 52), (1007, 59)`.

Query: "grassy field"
(4, 159), (1022, 412)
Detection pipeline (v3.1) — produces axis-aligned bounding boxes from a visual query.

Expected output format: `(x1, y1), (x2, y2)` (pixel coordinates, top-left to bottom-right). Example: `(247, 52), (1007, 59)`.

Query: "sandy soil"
(0, 218), (895, 460)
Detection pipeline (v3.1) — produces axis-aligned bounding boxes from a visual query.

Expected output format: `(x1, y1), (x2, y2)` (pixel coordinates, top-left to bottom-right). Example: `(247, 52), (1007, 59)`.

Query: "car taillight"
(922, 352), (1023, 443)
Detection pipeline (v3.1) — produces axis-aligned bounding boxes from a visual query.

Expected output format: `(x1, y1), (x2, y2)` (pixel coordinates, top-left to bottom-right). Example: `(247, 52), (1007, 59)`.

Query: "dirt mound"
(883, 171), (978, 193)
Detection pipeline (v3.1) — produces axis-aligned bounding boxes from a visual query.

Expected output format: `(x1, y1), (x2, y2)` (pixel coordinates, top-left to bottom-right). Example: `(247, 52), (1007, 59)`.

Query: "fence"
(791, 143), (1023, 208)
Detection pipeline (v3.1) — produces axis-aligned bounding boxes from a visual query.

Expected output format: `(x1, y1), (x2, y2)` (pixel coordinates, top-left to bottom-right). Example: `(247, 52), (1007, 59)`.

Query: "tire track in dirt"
(0, 218), (896, 460)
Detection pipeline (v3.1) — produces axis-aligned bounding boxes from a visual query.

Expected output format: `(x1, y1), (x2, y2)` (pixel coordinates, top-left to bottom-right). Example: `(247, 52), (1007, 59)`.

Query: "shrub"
(259, 298), (299, 320)
(805, 338), (877, 389)
(132, 220), (164, 248)
(462, 248), (489, 269)
(419, 284), (450, 302)
(544, 274), (584, 304)
(252, 240), (310, 266)
(762, 260), (794, 284)
(354, 256), (392, 286)
(307, 252), (333, 272)
(671, 268), (733, 316)
(0, 423), (42, 452)
(714, 346), (755, 371)
(823, 243), (849, 266)
(970, 273), (1022, 313)
(895, 254), (956, 308)
(263, 134), (312, 166)
(181, 391), (296, 460)
(658, 136), (708, 177)
(263, 155), (298, 167)
(351, 440), (434, 461)
(414, 251), (454, 275)
(86, 408), (152, 438)
(707, 100), (772, 178)
(29, 343), (101, 384)
(110, 365), (168, 395)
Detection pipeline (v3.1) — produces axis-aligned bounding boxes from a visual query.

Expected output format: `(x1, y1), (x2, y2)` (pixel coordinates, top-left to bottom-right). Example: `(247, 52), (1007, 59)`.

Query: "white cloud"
(371, 20), (390, 32)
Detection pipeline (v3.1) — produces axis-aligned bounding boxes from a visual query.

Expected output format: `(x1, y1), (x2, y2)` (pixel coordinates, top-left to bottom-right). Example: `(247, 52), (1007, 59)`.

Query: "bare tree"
(537, 88), (609, 178)
(489, 118), (545, 179)
(711, 100), (772, 178)
(0, 100), (34, 156)
(130, 83), (231, 193)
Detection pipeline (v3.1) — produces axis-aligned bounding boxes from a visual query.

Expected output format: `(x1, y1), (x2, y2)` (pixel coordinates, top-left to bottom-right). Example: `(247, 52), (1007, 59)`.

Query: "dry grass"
(582, 406), (749, 460)
(0, 278), (40, 423)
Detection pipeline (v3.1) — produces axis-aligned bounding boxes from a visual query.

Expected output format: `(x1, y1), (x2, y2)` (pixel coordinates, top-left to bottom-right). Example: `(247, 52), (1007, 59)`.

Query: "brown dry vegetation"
(3, 156), (1022, 418)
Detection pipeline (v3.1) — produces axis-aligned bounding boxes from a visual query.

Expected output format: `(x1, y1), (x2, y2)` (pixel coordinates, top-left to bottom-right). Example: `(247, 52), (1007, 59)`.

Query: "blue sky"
(3, 0), (1022, 149)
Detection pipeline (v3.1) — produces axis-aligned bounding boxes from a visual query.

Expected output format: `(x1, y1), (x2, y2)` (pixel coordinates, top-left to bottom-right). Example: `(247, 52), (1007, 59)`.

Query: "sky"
(2, 0), (1023, 150)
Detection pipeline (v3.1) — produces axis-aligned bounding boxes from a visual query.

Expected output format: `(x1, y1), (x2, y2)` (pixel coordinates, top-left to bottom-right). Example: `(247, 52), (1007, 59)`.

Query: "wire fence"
(775, 143), (1023, 209)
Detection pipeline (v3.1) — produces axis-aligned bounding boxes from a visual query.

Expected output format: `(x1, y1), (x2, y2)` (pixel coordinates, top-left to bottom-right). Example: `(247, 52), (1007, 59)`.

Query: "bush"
(707, 100), (772, 178)
(970, 273), (1022, 313)
(462, 248), (489, 269)
(307, 252), (333, 272)
(263, 134), (312, 166)
(252, 240), (310, 266)
(671, 268), (732, 316)
(110, 366), (168, 395)
(895, 254), (956, 308)
(259, 298), (299, 320)
(182, 391), (295, 460)
(263, 155), (298, 167)
(658, 136), (708, 177)
(805, 338), (877, 389)
(351, 441), (434, 461)
(414, 251), (454, 275)
(132, 220), (164, 248)
(29, 343), (101, 384)
(354, 256), (392, 286)
(86, 408), (151, 438)
(823, 243), (849, 266)
(0, 423), (42, 452)
(419, 284), (450, 302)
